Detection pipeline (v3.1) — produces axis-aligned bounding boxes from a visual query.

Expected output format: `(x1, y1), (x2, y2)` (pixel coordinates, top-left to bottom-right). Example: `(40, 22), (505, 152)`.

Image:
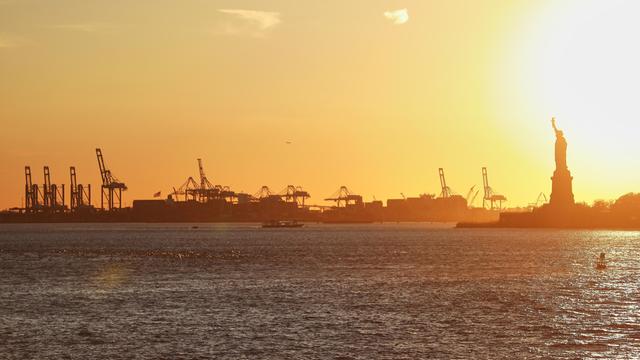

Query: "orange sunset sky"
(1, 0), (640, 209)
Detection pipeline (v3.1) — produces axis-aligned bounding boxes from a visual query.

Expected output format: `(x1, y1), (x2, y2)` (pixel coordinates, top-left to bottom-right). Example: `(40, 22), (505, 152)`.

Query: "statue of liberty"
(549, 117), (574, 206)
(551, 117), (567, 170)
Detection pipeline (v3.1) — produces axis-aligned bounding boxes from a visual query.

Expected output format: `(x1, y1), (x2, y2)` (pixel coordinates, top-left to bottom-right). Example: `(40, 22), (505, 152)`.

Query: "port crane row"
(22, 149), (526, 213)
(24, 149), (123, 213)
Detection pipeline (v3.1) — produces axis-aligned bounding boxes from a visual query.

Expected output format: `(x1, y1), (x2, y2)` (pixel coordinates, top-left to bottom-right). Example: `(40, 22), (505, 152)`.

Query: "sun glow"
(500, 0), (640, 201)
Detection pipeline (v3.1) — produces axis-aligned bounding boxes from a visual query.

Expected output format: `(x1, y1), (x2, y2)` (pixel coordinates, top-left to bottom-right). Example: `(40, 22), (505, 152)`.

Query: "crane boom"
(465, 185), (476, 204)
(70, 166), (77, 210)
(25, 166), (32, 189)
(197, 158), (214, 189)
(439, 168), (451, 198)
(482, 167), (507, 210)
(70, 166), (77, 189)
(197, 158), (206, 189)
(24, 166), (35, 211)
(96, 148), (126, 210)
(469, 190), (480, 207)
(96, 148), (109, 185)
(43, 166), (51, 207)
(43, 166), (51, 190)
(482, 167), (490, 199)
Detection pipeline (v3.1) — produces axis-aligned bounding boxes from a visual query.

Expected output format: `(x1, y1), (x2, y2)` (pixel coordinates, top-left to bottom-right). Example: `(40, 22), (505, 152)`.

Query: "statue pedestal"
(550, 168), (574, 208)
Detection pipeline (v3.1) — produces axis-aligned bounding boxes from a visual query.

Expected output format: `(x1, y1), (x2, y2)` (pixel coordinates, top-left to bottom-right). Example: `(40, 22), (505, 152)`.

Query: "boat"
(261, 220), (304, 228)
(596, 252), (607, 270)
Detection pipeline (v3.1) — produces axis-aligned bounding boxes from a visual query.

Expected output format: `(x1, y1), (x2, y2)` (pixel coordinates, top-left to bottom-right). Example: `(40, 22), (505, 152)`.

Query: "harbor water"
(2, 223), (640, 359)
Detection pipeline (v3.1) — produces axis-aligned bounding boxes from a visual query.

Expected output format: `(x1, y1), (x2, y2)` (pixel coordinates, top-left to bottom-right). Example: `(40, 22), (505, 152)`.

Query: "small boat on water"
(596, 252), (607, 270)
(262, 220), (304, 228)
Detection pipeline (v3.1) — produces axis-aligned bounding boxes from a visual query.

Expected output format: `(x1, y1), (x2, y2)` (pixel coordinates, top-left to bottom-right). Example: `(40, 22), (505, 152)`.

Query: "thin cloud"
(48, 22), (115, 33)
(217, 9), (281, 37)
(384, 8), (409, 25)
(0, 34), (22, 48)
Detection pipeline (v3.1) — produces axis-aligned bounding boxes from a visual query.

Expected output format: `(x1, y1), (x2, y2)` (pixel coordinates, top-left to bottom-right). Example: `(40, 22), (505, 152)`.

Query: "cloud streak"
(0, 34), (22, 48)
(48, 22), (115, 33)
(217, 9), (281, 37)
(384, 8), (409, 25)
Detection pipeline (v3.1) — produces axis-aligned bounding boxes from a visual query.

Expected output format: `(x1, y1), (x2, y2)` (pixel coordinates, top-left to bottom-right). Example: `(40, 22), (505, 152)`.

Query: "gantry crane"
(172, 176), (199, 202)
(254, 185), (273, 200)
(43, 166), (51, 208)
(172, 158), (235, 203)
(193, 158), (234, 202)
(279, 185), (310, 206)
(325, 186), (363, 207)
(465, 185), (475, 203)
(24, 166), (43, 213)
(25, 166), (35, 212)
(482, 167), (507, 210)
(465, 185), (480, 208)
(70, 166), (91, 211)
(96, 148), (127, 210)
(43, 166), (65, 212)
(439, 168), (452, 198)
(469, 189), (480, 207)
(197, 158), (214, 190)
(528, 192), (548, 209)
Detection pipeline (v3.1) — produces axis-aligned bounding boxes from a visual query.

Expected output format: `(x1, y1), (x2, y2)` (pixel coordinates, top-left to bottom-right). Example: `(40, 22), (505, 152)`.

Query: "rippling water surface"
(2, 223), (640, 359)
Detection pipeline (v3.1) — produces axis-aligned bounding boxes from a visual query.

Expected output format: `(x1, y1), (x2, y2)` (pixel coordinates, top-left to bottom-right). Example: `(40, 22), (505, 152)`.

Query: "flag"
(153, 191), (161, 198)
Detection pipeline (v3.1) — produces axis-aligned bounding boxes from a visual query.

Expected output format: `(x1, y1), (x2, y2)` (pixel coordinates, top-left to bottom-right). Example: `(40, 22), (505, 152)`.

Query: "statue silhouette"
(549, 117), (574, 207)
(551, 117), (567, 170)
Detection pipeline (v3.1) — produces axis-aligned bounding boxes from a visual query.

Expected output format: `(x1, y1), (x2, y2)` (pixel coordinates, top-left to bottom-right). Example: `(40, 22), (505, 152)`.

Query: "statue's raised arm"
(551, 117), (559, 134)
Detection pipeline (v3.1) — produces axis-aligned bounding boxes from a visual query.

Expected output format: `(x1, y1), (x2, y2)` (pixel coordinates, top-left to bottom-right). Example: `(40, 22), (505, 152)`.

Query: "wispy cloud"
(47, 22), (115, 33)
(384, 8), (409, 25)
(0, 39), (14, 48)
(216, 9), (281, 37)
(0, 34), (23, 48)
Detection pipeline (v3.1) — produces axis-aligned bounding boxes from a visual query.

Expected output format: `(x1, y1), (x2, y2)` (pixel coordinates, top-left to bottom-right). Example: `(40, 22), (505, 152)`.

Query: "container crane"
(197, 158), (214, 190)
(469, 189), (480, 208)
(482, 167), (506, 210)
(465, 185), (475, 204)
(172, 159), (235, 203)
(43, 166), (65, 212)
(279, 185), (310, 206)
(193, 158), (235, 202)
(43, 166), (51, 208)
(439, 168), (452, 198)
(173, 176), (199, 202)
(24, 166), (41, 213)
(466, 185), (481, 207)
(254, 186), (273, 200)
(96, 148), (127, 210)
(70, 166), (91, 211)
(528, 192), (548, 209)
(325, 186), (363, 207)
